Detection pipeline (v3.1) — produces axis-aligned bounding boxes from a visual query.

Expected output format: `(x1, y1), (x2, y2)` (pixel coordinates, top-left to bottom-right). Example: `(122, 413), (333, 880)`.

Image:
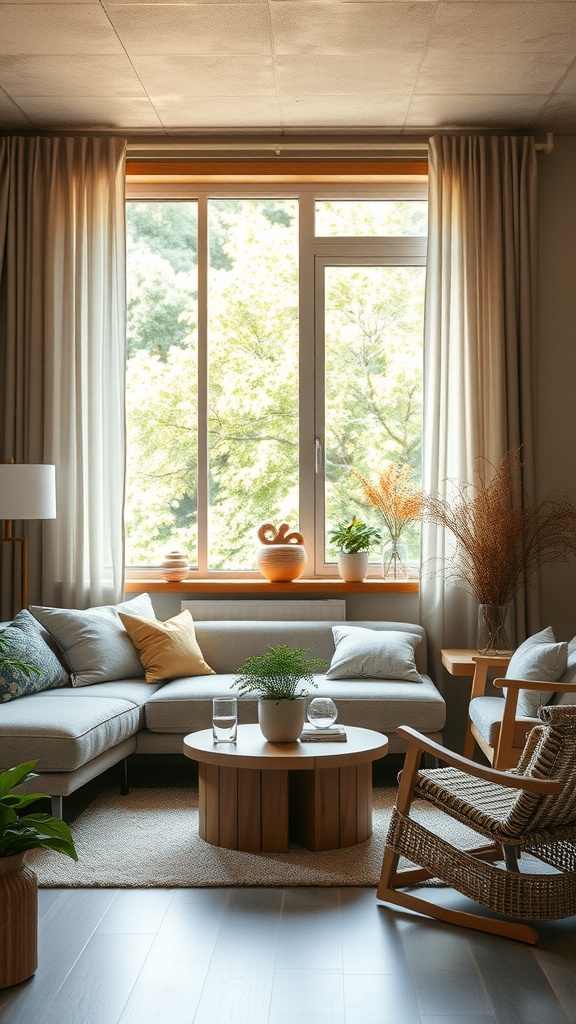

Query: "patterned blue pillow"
(0, 610), (67, 703)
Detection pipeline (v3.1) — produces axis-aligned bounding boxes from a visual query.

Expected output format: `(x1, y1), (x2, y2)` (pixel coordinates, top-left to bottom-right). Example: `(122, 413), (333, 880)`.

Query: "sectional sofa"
(0, 597), (446, 816)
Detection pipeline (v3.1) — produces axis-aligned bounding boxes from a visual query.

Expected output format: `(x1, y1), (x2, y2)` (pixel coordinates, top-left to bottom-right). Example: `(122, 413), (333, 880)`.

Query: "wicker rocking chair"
(377, 704), (576, 943)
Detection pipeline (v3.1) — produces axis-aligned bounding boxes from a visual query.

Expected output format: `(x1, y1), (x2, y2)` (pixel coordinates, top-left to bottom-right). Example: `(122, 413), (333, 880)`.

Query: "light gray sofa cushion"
(30, 593), (155, 687)
(193, 620), (428, 675)
(143, 672), (445, 737)
(468, 695), (538, 747)
(0, 690), (142, 771)
(326, 624), (422, 681)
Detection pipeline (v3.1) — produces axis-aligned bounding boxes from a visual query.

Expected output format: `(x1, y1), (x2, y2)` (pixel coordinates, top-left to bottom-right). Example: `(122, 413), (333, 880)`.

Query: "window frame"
(125, 179), (427, 579)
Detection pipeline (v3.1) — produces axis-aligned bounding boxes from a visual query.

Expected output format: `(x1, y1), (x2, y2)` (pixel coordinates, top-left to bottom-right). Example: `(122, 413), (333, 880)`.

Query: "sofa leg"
(120, 758), (129, 796)
(51, 795), (63, 819)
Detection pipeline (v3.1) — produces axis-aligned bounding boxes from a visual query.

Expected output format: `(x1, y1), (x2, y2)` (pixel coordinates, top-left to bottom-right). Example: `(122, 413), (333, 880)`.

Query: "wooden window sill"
(124, 577), (419, 594)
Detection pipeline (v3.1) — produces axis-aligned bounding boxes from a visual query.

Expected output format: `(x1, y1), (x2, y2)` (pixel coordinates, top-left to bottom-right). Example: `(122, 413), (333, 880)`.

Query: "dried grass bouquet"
(424, 450), (576, 607)
(353, 463), (423, 578)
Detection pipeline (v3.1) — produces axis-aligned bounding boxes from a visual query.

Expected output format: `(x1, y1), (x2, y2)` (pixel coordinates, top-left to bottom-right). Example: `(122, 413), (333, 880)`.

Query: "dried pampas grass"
(424, 450), (576, 604)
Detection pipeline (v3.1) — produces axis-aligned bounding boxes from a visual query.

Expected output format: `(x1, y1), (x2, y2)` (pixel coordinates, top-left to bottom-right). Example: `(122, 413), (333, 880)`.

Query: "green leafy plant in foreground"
(328, 516), (382, 554)
(0, 761), (77, 860)
(233, 645), (326, 701)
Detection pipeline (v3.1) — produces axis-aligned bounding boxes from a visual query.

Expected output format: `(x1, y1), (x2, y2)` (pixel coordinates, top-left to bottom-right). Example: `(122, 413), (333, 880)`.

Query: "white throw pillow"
(505, 627), (568, 717)
(326, 625), (422, 682)
(30, 593), (156, 687)
(555, 636), (576, 706)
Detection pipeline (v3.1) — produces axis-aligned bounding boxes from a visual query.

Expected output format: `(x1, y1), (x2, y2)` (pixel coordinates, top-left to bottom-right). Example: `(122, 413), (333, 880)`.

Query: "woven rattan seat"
(377, 705), (576, 943)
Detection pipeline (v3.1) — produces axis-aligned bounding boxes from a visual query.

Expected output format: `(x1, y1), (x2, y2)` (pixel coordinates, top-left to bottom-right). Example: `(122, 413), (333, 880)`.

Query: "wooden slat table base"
(289, 764), (373, 852)
(190, 725), (387, 854)
(198, 763), (290, 853)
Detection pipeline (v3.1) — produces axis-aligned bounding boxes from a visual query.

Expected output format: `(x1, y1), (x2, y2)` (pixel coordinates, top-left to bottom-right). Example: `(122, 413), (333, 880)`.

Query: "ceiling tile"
(270, 3), (435, 55)
(406, 93), (548, 127)
(105, 4), (273, 55)
(0, 5), (124, 55)
(557, 59), (576, 93)
(415, 52), (573, 96)
(276, 52), (423, 96)
(0, 55), (147, 96)
(0, 92), (33, 126)
(153, 94), (282, 127)
(16, 95), (164, 128)
(534, 94), (576, 131)
(279, 93), (411, 127)
(110, 0), (258, 4)
(429, 3), (576, 55)
(0, 0), (100, 4)
(131, 54), (276, 96)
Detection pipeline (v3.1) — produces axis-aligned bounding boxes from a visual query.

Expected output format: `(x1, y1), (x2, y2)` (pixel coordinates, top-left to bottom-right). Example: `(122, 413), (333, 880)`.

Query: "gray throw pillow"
(556, 636), (576, 706)
(30, 593), (155, 687)
(505, 627), (568, 717)
(326, 625), (422, 682)
(0, 609), (67, 703)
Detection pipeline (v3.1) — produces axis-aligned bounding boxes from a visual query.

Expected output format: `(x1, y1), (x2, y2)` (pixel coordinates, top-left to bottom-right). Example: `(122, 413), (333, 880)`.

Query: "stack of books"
(299, 724), (347, 742)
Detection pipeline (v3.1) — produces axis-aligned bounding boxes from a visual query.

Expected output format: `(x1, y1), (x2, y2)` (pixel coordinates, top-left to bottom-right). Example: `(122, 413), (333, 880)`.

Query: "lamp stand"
(1, 520), (28, 612)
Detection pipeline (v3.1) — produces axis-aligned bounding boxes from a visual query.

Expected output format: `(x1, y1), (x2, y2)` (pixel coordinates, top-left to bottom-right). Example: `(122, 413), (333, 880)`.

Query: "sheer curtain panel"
(420, 135), (539, 704)
(0, 136), (127, 616)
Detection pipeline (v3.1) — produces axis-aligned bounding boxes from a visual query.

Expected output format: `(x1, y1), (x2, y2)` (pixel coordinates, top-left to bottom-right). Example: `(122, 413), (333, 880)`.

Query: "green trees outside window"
(125, 192), (426, 574)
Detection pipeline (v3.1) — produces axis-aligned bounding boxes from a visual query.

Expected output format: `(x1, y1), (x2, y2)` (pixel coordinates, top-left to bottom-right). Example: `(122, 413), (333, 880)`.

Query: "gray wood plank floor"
(1, 885), (575, 1024)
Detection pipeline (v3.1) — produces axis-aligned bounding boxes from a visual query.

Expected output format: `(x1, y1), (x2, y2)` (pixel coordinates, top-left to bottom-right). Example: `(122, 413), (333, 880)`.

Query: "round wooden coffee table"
(183, 724), (388, 854)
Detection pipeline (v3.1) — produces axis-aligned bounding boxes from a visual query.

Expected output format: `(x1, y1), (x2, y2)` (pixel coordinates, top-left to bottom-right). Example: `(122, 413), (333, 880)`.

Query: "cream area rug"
(30, 786), (482, 889)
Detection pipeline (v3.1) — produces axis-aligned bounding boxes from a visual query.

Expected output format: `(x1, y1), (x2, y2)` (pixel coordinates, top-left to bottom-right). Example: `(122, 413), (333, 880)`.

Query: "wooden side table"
(441, 649), (511, 758)
(183, 724), (389, 854)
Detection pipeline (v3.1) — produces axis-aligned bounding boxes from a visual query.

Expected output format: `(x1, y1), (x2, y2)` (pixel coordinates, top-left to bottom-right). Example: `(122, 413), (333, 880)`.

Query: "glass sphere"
(307, 697), (338, 729)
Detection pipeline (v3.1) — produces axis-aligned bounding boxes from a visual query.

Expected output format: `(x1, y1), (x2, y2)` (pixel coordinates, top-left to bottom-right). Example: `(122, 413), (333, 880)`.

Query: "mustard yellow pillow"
(119, 609), (215, 683)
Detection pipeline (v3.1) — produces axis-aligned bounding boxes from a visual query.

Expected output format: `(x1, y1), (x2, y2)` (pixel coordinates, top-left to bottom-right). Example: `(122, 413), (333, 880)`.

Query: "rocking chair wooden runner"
(377, 705), (576, 943)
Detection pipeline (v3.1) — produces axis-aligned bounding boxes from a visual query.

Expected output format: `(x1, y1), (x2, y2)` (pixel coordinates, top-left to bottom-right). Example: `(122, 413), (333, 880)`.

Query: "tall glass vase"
(477, 604), (511, 654)
(382, 540), (409, 580)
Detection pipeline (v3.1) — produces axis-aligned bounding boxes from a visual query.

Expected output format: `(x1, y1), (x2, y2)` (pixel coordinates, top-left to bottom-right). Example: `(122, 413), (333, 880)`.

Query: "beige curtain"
(420, 135), (539, 743)
(0, 136), (127, 615)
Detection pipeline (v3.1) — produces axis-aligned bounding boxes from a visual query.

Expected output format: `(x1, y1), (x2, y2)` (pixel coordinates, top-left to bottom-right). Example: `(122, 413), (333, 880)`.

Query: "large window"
(125, 184), (426, 577)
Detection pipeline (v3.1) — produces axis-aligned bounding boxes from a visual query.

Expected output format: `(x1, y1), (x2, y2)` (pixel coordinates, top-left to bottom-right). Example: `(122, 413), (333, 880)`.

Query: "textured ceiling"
(0, 1), (575, 135)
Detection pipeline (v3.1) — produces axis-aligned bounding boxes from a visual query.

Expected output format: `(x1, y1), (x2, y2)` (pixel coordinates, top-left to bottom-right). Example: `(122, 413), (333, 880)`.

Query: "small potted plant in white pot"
(328, 517), (382, 582)
(233, 644), (326, 742)
(0, 760), (77, 988)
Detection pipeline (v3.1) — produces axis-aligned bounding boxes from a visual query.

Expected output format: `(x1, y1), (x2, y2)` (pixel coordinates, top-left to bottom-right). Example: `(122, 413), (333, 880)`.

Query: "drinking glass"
(212, 697), (238, 743)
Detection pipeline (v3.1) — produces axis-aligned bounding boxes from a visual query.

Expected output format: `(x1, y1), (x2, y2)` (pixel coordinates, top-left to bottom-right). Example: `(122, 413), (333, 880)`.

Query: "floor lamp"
(0, 462), (56, 613)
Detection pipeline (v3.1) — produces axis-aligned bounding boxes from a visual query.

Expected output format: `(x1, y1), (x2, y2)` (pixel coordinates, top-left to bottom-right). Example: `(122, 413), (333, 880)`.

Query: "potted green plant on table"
(233, 645), (326, 742)
(0, 760), (77, 988)
(328, 517), (382, 582)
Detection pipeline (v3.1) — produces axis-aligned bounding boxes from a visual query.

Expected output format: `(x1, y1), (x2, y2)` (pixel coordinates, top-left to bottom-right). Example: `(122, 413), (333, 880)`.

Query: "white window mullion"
(313, 256), (328, 575)
(196, 194), (209, 573)
(298, 192), (316, 572)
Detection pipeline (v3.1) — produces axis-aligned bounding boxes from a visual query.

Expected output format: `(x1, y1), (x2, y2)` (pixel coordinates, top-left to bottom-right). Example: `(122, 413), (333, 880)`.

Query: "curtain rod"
(126, 140), (429, 160)
(127, 132), (553, 160)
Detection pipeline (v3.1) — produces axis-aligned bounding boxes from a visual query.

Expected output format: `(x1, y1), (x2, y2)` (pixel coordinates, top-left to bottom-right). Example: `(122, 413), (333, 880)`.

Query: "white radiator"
(181, 599), (346, 621)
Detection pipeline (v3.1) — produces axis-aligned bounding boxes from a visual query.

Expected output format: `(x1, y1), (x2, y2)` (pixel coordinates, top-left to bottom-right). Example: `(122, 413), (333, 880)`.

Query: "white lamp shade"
(0, 464), (56, 520)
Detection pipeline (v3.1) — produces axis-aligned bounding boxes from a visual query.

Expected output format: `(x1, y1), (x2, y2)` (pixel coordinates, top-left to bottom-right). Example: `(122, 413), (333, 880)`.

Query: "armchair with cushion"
(377, 705), (576, 944)
(465, 628), (576, 769)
